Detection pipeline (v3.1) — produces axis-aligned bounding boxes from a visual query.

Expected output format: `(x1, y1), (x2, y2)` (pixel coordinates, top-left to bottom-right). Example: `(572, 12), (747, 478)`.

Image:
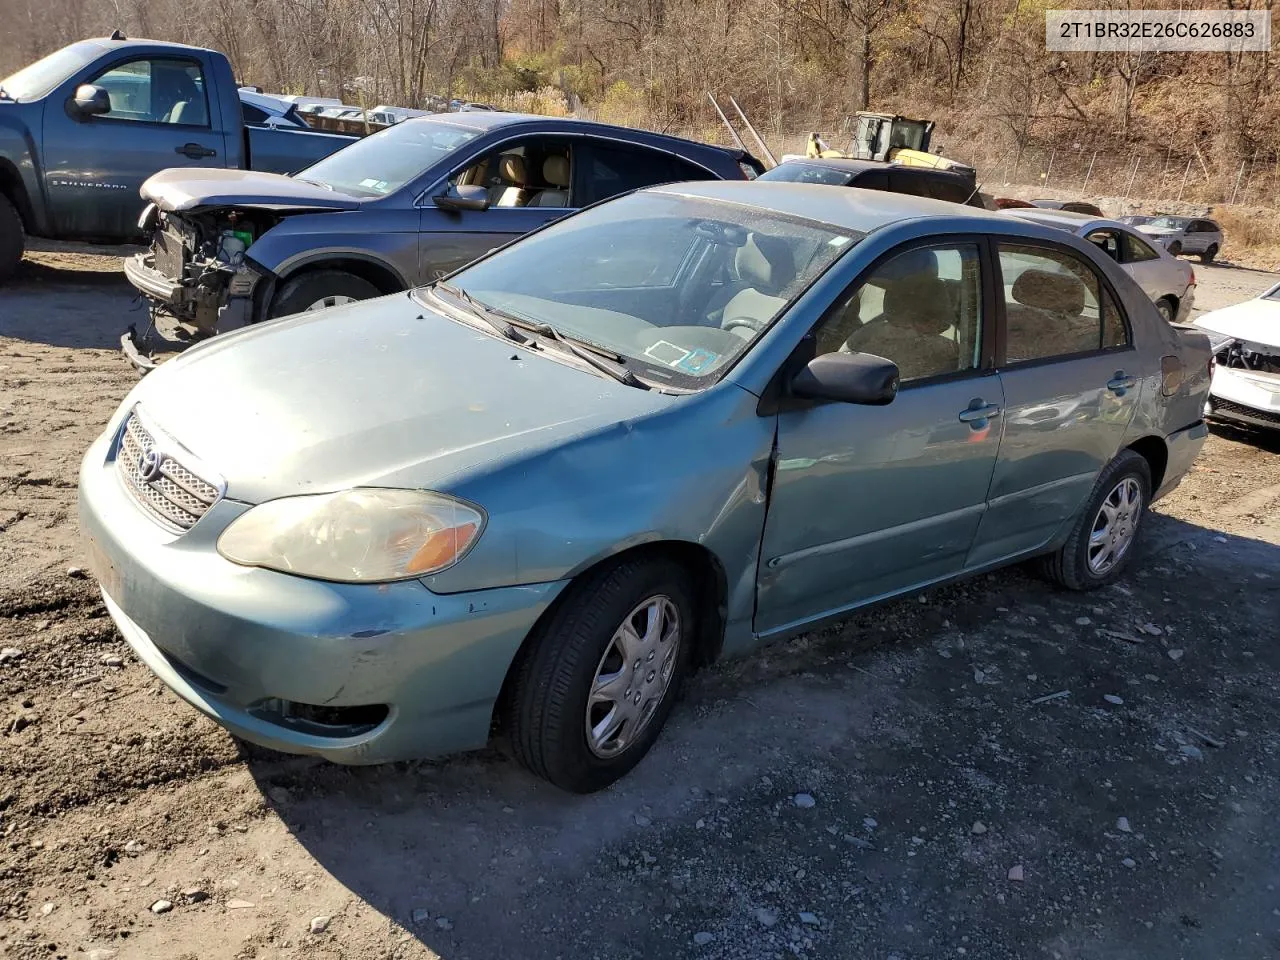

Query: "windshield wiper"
(434, 282), (531, 345)
(515, 319), (647, 389)
(292, 177), (334, 191)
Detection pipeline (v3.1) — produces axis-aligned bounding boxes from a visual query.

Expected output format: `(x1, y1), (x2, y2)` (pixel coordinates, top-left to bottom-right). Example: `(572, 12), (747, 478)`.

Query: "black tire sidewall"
(1156, 298), (1174, 322)
(1201, 245), (1218, 264)
(0, 194), (24, 281)
(1062, 452), (1152, 589)
(270, 270), (381, 319)
(519, 559), (696, 793)
(1167, 241), (1182, 257)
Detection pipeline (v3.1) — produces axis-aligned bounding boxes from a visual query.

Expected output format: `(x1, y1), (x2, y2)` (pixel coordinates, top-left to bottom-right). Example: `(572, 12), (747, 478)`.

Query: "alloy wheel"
(1088, 477), (1143, 575)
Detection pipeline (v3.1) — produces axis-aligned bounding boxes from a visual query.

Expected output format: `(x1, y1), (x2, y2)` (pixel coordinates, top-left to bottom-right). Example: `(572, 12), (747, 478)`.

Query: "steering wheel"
(721, 315), (763, 340)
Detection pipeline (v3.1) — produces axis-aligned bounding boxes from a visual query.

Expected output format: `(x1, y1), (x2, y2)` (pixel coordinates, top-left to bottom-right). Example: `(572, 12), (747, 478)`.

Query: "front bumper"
(125, 253), (186, 305)
(1206, 366), (1280, 430)
(77, 428), (566, 763)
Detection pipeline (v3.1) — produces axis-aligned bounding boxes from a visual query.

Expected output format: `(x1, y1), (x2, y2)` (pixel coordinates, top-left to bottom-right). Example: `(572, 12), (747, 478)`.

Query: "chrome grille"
(116, 413), (220, 530)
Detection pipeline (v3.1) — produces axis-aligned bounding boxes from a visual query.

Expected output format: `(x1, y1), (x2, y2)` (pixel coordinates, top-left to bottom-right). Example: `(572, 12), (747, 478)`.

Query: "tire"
(1038, 450), (1152, 591)
(1200, 244), (1218, 264)
(269, 269), (382, 319)
(1155, 297), (1175, 323)
(0, 192), (25, 283)
(504, 555), (696, 793)
(1166, 241), (1182, 257)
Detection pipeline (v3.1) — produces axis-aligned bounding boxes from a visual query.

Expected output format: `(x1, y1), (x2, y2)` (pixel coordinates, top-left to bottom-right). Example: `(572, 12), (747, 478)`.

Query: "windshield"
(426, 191), (860, 387)
(1, 40), (101, 101)
(1148, 216), (1190, 229)
(758, 163), (854, 186)
(295, 117), (482, 198)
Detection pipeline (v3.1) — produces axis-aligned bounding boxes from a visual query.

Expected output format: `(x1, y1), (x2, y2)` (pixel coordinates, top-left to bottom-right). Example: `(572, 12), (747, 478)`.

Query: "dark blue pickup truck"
(0, 34), (356, 279)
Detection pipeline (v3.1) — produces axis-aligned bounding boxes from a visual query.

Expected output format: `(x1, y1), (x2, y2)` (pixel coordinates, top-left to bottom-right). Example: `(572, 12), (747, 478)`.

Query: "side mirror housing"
(790, 351), (899, 405)
(434, 184), (489, 212)
(69, 83), (112, 119)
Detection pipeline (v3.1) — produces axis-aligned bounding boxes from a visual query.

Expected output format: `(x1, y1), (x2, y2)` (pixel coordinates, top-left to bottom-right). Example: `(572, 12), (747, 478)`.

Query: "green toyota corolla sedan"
(79, 182), (1212, 792)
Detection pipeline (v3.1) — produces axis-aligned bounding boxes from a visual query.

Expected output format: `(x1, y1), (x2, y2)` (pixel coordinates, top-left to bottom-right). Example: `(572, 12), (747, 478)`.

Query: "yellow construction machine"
(805, 112), (976, 179)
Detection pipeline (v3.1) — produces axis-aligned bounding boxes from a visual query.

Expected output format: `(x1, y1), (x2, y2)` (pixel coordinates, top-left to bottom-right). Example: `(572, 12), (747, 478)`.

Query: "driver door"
(41, 55), (226, 240)
(755, 240), (1003, 635)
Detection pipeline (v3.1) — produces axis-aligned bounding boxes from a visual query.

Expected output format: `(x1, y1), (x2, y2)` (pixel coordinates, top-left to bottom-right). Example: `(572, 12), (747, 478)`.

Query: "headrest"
(735, 233), (795, 294)
(881, 283), (953, 336)
(876, 247), (939, 286)
(1012, 268), (1085, 316)
(542, 155), (570, 187)
(498, 154), (527, 184)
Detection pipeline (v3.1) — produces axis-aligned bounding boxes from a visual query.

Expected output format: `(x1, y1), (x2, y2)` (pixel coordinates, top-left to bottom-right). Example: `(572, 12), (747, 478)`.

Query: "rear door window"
(926, 178), (973, 205)
(1121, 231), (1160, 263)
(578, 142), (709, 206)
(887, 170), (931, 197)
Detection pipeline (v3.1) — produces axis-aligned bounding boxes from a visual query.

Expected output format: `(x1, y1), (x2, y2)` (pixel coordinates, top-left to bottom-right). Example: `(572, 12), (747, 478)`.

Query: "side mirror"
(790, 351), (899, 405)
(434, 184), (489, 212)
(70, 83), (111, 119)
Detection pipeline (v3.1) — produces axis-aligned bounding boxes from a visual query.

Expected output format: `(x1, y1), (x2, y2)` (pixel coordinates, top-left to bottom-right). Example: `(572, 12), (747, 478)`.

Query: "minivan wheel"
(270, 269), (382, 319)
(1200, 244), (1219, 264)
(1166, 241), (1183, 257)
(1038, 450), (1152, 591)
(505, 556), (695, 793)
(0, 193), (25, 283)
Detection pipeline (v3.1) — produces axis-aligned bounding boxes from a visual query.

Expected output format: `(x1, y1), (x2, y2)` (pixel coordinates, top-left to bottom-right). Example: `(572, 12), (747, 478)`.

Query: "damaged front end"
(1205, 332), (1280, 430)
(123, 203), (280, 371)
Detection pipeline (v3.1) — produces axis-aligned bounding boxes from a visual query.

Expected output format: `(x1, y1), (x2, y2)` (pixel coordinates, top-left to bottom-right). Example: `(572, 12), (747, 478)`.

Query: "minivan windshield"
(423, 191), (861, 387)
(1, 40), (100, 101)
(295, 117), (482, 198)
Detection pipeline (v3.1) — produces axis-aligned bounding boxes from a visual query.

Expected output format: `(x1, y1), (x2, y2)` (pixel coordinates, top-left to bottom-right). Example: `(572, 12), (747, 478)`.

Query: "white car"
(1004, 209), (1196, 323)
(238, 90), (308, 129)
(1195, 283), (1280, 430)
(1137, 216), (1224, 263)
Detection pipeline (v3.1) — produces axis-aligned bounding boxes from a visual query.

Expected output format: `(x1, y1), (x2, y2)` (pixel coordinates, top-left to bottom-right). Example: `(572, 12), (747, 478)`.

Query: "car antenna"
(110, 29), (127, 40)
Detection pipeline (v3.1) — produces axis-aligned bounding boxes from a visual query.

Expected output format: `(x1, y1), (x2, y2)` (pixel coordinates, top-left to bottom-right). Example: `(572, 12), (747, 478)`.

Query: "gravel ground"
(1, 249), (1278, 960)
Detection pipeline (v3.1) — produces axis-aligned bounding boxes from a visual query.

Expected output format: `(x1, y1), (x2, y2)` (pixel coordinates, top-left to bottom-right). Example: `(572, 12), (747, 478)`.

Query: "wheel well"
(1127, 435), (1168, 493)
(490, 540), (730, 734)
(280, 258), (405, 297)
(0, 160), (33, 231)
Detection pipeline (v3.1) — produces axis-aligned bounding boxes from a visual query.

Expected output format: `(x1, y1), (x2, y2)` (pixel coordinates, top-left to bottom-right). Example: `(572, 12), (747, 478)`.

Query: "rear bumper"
(1154, 419), (1209, 500)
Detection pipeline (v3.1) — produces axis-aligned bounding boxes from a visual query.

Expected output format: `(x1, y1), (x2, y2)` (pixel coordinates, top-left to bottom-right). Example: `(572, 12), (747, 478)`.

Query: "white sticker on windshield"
(645, 340), (691, 366)
(829, 235), (852, 247)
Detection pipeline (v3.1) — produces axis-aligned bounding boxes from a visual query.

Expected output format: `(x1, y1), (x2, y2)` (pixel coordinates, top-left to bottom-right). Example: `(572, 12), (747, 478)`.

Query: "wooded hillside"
(3, 0), (1276, 202)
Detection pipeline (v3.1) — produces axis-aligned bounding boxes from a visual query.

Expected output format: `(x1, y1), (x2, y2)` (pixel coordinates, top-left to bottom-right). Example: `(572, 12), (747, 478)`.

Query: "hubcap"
(1088, 477), (1143, 575)
(306, 295), (357, 311)
(585, 596), (681, 758)
(1157, 301), (1172, 322)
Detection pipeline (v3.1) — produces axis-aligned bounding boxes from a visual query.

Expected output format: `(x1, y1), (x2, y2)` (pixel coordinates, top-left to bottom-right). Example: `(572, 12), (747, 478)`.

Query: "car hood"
(131, 295), (673, 502)
(140, 167), (362, 213)
(1136, 226), (1179, 237)
(1195, 297), (1280, 349)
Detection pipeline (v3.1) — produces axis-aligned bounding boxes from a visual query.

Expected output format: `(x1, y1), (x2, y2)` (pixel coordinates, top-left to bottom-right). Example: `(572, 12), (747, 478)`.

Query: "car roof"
(398, 112), (751, 160)
(1005, 208), (1118, 232)
(778, 157), (970, 182)
(648, 180), (1005, 232)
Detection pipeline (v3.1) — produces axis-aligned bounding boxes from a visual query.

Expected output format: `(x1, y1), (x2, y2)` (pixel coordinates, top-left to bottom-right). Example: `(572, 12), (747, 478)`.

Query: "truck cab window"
(91, 58), (209, 126)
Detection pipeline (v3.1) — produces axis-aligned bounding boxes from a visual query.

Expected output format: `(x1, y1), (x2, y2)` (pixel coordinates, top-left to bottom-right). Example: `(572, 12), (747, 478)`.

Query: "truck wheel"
(270, 270), (382, 319)
(1200, 244), (1218, 264)
(1037, 450), (1152, 591)
(0, 193), (25, 283)
(504, 555), (695, 793)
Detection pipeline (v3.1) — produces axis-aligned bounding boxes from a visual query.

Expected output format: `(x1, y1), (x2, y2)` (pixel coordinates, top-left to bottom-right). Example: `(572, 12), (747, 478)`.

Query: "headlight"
(217, 488), (484, 583)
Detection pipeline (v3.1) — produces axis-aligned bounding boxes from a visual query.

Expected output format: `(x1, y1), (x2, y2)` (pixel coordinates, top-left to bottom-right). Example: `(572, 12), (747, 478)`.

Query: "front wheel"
(1166, 241), (1183, 257)
(270, 269), (382, 319)
(1200, 244), (1219, 264)
(504, 556), (695, 793)
(0, 193), (25, 283)
(1038, 450), (1152, 591)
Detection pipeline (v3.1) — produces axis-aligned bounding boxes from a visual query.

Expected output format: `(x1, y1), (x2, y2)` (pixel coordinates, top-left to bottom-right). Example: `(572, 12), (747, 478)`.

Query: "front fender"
(0, 102), (50, 234)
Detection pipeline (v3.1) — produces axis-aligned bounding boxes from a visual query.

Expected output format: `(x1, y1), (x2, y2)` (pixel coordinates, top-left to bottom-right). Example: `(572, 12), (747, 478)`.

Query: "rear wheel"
(504, 555), (695, 793)
(1038, 450), (1152, 591)
(0, 193), (25, 283)
(1200, 244), (1219, 264)
(1166, 241), (1183, 257)
(270, 269), (382, 319)
(1155, 297), (1175, 323)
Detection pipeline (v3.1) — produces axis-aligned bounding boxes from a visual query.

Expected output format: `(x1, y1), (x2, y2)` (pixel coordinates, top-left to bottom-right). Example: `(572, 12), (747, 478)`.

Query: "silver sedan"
(1003, 209), (1196, 324)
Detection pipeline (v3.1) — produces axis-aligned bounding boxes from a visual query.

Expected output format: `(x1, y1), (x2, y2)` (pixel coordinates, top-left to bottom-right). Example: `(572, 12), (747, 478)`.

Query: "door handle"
(1107, 373), (1137, 393)
(958, 403), (1002, 423)
(176, 142), (217, 159)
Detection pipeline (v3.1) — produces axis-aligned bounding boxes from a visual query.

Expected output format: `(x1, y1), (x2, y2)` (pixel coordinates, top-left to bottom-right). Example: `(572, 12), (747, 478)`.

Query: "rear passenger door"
(967, 241), (1140, 567)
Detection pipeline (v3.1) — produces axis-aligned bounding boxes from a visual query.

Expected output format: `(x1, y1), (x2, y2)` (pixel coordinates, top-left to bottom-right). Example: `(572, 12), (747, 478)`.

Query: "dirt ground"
(1, 248), (1278, 960)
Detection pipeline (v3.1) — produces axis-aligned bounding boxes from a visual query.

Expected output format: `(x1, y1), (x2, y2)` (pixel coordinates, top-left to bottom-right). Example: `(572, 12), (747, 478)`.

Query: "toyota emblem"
(137, 447), (163, 483)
